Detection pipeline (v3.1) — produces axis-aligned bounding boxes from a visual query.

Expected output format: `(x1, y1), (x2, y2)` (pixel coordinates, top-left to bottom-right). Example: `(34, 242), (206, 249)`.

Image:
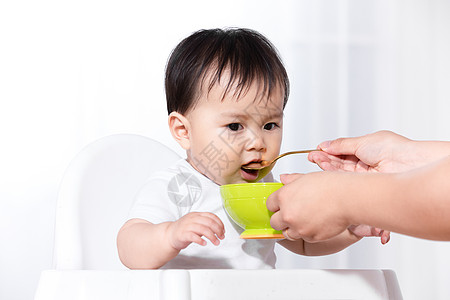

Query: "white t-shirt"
(128, 158), (277, 269)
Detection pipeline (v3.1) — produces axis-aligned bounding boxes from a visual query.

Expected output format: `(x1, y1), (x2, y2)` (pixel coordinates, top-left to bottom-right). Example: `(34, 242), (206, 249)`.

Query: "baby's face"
(185, 80), (284, 185)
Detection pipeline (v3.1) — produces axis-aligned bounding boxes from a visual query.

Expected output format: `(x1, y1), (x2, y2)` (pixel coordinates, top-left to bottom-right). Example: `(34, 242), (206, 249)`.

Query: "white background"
(1, 0), (450, 299)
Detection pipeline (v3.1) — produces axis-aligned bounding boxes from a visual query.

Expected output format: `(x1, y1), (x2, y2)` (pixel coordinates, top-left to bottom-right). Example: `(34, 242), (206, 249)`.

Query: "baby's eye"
(263, 122), (278, 130)
(227, 123), (243, 131)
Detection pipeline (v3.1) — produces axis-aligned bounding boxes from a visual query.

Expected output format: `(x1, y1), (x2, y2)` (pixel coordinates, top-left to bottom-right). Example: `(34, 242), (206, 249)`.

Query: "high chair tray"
(35, 269), (402, 300)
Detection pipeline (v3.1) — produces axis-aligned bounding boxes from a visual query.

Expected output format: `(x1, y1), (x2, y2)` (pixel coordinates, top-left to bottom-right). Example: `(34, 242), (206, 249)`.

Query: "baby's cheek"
(207, 157), (241, 184)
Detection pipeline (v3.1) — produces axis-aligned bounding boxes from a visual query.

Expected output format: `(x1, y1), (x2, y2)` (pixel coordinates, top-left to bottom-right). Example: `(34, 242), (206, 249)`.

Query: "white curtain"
(1, 0), (450, 299)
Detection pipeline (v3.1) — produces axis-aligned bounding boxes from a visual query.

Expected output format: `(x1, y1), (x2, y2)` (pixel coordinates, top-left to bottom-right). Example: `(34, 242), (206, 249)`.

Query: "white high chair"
(52, 134), (180, 270)
(40, 133), (403, 299)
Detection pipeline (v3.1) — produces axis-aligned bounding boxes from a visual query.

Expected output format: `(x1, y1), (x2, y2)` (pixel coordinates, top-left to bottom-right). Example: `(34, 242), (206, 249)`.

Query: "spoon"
(242, 149), (319, 171)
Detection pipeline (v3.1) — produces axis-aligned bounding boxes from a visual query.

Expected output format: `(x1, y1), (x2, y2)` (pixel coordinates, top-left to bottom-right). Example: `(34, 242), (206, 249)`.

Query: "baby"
(117, 28), (388, 269)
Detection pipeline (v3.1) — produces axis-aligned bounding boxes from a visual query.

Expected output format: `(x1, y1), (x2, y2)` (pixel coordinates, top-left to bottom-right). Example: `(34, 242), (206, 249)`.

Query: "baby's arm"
(117, 212), (225, 269)
(347, 224), (390, 244)
(278, 229), (360, 256)
(278, 226), (388, 256)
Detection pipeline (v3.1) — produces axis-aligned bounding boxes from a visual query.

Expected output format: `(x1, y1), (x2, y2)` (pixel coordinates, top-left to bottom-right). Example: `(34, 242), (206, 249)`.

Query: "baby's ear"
(168, 112), (191, 150)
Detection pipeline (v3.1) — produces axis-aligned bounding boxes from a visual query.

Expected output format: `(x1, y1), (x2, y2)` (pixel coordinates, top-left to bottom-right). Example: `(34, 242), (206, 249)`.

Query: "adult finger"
(279, 173), (303, 184)
(308, 152), (337, 171)
(266, 189), (281, 212)
(282, 228), (297, 241)
(319, 136), (363, 156)
(269, 210), (288, 231)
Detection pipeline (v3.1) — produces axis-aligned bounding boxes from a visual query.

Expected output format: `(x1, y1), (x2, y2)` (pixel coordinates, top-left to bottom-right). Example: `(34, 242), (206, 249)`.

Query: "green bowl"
(220, 182), (284, 239)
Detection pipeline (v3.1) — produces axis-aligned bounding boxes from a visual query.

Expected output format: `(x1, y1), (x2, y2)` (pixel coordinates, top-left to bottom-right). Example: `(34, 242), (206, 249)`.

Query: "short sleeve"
(127, 173), (180, 223)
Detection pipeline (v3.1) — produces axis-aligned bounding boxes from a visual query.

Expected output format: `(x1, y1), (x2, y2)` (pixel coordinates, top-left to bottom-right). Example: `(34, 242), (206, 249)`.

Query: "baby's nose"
(246, 132), (266, 152)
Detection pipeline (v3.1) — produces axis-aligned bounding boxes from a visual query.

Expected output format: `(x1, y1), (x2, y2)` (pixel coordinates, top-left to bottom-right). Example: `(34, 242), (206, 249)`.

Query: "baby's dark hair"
(165, 28), (289, 115)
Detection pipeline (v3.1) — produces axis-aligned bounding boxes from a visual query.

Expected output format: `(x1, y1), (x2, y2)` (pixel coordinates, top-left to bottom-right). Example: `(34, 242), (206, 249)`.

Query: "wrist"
(350, 172), (401, 230)
(340, 172), (391, 227)
(417, 140), (450, 164)
(164, 222), (183, 253)
(335, 172), (361, 227)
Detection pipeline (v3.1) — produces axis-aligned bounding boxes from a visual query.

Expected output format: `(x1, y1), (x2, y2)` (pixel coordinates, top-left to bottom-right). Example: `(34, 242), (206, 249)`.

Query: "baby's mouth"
(240, 161), (262, 181)
(242, 160), (263, 169)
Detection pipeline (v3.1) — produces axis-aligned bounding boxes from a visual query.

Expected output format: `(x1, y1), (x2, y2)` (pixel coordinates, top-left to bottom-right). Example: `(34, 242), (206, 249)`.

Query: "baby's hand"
(167, 212), (225, 251)
(348, 224), (391, 245)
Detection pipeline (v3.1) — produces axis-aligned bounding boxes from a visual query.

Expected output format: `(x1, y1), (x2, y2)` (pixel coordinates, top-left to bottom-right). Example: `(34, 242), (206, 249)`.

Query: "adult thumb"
(319, 136), (362, 156)
(279, 173), (303, 185)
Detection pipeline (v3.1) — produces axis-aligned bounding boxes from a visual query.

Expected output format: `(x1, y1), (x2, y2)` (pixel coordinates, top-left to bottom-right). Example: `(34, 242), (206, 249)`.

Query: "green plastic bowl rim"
(220, 182), (283, 188)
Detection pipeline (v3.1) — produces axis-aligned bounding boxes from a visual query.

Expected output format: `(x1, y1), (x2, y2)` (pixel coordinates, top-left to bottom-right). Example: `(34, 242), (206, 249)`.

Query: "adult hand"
(267, 171), (391, 244)
(308, 130), (421, 173)
(268, 131), (450, 243)
(267, 172), (353, 243)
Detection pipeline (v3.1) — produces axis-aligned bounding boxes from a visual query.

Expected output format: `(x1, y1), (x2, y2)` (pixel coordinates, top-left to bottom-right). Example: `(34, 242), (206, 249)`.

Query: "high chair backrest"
(53, 134), (180, 269)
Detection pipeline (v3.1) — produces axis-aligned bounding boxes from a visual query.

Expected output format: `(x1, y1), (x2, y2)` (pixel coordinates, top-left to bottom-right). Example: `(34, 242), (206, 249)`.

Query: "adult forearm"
(413, 141), (450, 163)
(117, 220), (179, 269)
(348, 156), (450, 241)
